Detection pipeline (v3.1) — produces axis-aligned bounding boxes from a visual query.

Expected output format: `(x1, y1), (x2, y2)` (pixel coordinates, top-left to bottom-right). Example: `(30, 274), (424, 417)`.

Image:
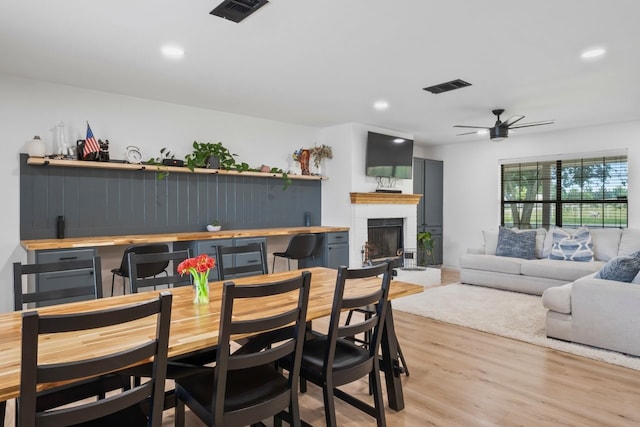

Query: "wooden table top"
(21, 226), (350, 251)
(0, 267), (422, 401)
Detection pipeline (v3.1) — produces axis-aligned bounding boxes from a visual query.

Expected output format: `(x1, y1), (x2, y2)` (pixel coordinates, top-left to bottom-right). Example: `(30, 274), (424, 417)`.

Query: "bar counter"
(21, 226), (349, 251)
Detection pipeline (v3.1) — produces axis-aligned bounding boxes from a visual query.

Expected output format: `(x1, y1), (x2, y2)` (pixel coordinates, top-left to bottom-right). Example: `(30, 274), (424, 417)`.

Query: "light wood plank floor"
(6, 269), (640, 426)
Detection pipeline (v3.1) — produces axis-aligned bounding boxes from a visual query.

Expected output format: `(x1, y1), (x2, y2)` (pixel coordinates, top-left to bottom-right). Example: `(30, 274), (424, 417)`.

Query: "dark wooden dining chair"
(128, 249), (192, 293)
(111, 243), (170, 296)
(13, 257), (103, 311)
(18, 291), (172, 427)
(216, 242), (268, 280)
(174, 271), (312, 427)
(12, 256), (134, 424)
(282, 261), (393, 427)
(272, 233), (317, 272)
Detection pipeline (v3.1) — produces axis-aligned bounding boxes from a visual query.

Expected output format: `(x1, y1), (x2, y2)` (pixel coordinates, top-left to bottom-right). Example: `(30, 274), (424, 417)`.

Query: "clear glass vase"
(193, 272), (210, 304)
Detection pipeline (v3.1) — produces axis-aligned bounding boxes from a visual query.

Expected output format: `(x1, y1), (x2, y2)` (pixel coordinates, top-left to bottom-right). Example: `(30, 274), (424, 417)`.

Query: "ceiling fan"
(454, 109), (554, 141)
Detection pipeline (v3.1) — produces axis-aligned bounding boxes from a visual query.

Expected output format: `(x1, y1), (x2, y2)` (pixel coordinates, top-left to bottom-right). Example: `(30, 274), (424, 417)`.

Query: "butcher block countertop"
(21, 226), (349, 251)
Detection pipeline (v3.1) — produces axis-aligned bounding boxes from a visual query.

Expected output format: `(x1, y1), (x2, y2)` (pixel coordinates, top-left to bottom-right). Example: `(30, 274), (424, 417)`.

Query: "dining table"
(0, 266), (423, 418)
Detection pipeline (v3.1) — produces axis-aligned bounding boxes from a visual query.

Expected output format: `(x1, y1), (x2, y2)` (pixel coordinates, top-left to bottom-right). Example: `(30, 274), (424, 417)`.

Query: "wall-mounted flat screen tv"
(365, 131), (414, 179)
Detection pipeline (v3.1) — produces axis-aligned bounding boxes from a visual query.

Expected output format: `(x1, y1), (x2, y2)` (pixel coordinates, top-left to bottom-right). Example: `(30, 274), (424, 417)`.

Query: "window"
(501, 155), (627, 229)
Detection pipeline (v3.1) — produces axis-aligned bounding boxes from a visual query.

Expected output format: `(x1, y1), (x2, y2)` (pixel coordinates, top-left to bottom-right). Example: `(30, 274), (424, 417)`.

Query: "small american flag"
(83, 122), (101, 159)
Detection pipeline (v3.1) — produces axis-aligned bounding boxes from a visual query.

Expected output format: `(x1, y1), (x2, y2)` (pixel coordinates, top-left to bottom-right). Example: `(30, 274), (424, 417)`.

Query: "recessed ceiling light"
(373, 100), (389, 111)
(581, 47), (606, 60)
(161, 44), (185, 59)
(476, 130), (488, 135)
(393, 138), (405, 144)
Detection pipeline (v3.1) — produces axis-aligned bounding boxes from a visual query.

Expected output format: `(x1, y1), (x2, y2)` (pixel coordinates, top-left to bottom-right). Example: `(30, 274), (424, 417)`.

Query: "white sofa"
(542, 273), (640, 357)
(459, 227), (634, 295)
(460, 227), (640, 356)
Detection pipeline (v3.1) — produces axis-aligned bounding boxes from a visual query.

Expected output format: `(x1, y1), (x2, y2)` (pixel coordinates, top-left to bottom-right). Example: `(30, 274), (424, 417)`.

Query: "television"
(365, 131), (414, 179)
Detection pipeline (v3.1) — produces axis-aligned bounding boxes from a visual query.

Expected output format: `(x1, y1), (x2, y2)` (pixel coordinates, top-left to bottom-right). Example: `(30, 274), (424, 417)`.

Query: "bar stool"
(272, 233), (316, 272)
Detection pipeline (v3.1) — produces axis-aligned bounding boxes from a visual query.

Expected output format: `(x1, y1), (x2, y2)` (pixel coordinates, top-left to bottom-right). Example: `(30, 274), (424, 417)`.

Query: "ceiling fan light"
(490, 126), (509, 141)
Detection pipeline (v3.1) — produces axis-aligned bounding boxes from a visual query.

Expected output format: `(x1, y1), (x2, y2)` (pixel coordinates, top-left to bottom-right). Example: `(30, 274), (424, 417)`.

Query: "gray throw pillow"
(595, 251), (640, 282)
(495, 227), (536, 260)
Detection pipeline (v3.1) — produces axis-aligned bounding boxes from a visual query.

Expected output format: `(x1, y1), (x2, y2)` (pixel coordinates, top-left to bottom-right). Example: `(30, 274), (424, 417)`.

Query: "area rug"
(392, 283), (640, 371)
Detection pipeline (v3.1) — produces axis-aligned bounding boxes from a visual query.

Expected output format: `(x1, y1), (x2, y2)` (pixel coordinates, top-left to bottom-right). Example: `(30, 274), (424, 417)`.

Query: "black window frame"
(501, 155), (628, 229)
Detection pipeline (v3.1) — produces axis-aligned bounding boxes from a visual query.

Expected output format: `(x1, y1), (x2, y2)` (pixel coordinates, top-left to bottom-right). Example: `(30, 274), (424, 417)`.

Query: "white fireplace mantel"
(349, 192), (422, 268)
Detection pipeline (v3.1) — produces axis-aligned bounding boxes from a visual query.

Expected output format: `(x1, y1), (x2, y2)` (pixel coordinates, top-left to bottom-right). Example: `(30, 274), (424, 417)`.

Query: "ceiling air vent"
(423, 79), (471, 94)
(210, 0), (269, 23)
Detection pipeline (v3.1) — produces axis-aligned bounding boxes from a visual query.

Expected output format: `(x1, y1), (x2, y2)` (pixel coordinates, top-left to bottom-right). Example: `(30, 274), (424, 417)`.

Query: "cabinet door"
(327, 244), (349, 269)
(413, 157), (425, 227)
(35, 249), (97, 307)
(424, 159), (443, 227)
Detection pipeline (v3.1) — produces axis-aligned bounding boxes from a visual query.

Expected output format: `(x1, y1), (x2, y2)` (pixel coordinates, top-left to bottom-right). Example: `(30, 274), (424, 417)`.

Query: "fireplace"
(349, 193), (421, 268)
(366, 218), (403, 262)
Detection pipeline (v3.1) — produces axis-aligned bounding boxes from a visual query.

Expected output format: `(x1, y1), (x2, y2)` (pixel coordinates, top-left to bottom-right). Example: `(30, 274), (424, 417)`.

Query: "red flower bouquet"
(178, 254), (215, 304)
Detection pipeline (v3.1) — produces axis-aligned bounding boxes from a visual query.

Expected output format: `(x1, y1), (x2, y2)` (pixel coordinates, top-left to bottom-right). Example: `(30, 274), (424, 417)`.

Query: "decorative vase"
(299, 149), (311, 175)
(27, 135), (46, 157)
(193, 271), (210, 304)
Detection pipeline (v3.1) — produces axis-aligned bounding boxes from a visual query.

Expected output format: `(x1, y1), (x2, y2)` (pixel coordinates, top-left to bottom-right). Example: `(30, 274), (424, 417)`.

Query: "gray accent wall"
(20, 154), (321, 239)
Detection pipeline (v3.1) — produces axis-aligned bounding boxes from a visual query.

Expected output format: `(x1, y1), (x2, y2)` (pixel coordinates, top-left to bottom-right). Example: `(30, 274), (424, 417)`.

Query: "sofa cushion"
(521, 259), (605, 282)
(495, 227), (536, 260)
(549, 227), (594, 262)
(589, 228), (622, 261)
(542, 282), (573, 314)
(618, 228), (640, 257)
(595, 252), (640, 282)
(459, 253), (525, 275)
(483, 230), (499, 255)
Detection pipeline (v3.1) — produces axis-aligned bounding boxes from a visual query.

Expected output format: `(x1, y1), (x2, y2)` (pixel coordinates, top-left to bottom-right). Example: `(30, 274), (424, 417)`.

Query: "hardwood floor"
(6, 268), (640, 426)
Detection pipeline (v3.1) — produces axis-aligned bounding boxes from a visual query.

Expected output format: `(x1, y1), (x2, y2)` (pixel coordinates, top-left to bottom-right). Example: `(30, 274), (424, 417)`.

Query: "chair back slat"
(19, 292), (172, 427)
(128, 249), (191, 293)
(13, 257), (103, 311)
(216, 242), (268, 280)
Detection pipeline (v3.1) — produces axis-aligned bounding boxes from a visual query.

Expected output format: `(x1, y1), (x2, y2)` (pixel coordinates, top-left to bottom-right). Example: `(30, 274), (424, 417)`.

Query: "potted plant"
(417, 231), (436, 267)
(206, 220), (221, 232)
(185, 141), (237, 172)
(310, 144), (333, 175)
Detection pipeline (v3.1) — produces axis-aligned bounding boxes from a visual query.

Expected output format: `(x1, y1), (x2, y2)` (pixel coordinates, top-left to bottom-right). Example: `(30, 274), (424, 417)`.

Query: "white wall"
(0, 74), (321, 313)
(423, 120), (640, 270)
(318, 122), (414, 227)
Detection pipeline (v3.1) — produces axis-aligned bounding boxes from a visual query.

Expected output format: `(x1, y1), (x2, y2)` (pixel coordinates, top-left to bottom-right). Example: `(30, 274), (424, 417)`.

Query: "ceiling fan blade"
(456, 130), (483, 136)
(502, 115), (525, 127)
(510, 120), (555, 129)
(453, 125), (491, 129)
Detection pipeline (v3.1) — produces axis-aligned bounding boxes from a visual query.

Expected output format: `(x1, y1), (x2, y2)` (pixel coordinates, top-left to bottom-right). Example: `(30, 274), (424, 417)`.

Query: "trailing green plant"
(269, 167), (291, 190)
(185, 141), (237, 172)
(146, 147), (175, 179)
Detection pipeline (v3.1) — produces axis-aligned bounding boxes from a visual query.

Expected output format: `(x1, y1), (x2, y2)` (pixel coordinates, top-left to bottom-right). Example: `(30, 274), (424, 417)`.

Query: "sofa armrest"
(571, 277), (640, 355)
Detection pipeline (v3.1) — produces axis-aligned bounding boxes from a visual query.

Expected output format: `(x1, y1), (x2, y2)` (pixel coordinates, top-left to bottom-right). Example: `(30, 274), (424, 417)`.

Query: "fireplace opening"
(365, 218), (403, 264)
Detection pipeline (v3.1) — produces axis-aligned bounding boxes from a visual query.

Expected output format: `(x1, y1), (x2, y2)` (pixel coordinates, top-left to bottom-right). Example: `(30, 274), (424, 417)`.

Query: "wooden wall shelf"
(349, 192), (422, 205)
(26, 157), (327, 181)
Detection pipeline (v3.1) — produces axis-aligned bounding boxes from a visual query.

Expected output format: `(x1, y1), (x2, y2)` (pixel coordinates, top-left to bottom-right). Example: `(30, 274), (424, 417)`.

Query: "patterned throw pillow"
(549, 227), (594, 262)
(596, 251), (640, 282)
(495, 226), (536, 260)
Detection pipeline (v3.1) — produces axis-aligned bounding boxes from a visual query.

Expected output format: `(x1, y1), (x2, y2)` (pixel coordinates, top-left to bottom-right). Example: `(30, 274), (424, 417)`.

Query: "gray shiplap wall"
(20, 154), (321, 239)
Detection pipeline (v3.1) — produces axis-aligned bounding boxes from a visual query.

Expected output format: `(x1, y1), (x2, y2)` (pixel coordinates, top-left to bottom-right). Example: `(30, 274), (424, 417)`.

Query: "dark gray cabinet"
(34, 248), (97, 306)
(300, 231), (349, 269)
(413, 157), (443, 265)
